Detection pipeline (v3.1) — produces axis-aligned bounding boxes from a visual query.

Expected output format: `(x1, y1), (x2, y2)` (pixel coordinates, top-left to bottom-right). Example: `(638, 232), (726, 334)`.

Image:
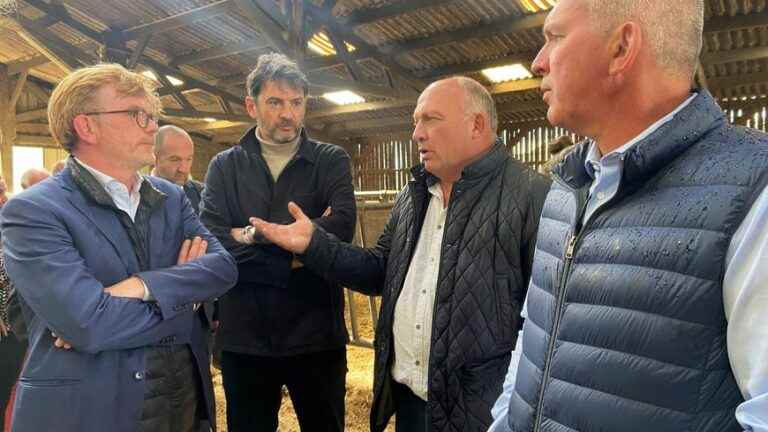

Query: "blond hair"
(48, 63), (161, 152)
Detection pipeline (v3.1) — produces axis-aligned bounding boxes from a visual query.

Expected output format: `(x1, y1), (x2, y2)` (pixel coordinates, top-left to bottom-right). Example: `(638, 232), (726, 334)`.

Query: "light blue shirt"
(489, 95), (768, 431)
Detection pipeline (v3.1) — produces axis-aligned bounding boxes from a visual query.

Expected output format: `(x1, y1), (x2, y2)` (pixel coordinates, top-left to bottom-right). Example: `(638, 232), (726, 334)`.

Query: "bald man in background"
(153, 125), (219, 350)
(20, 168), (51, 190)
(153, 125), (204, 215)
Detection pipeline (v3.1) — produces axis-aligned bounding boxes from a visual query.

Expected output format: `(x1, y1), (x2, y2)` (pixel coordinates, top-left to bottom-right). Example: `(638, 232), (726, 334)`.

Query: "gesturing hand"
(250, 202), (314, 254)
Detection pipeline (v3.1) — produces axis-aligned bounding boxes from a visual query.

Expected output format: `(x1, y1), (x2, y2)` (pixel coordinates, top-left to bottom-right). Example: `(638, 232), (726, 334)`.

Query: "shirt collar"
(74, 157), (144, 195)
(584, 93), (697, 179)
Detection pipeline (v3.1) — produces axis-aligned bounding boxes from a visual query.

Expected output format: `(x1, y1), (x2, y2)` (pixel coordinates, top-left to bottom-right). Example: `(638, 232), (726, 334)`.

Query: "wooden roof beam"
(421, 51), (538, 79)
(22, 0), (102, 42)
(708, 71), (768, 90)
(15, 15), (92, 73)
(307, 3), (427, 92)
(170, 38), (269, 67)
(16, 134), (58, 148)
(704, 13), (768, 33)
(16, 108), (47, 122)
(341, 0), (456, 27)
(701, 45), (768, 65)
(141, 57), (243, 106)
(7, 56), (50, 75)
(234, 0), (290, 53)
(162, 108), (251, 123)
(308, 99), (416, 119)
(122, 0), (234, 40)
(10, 71), (29, 108)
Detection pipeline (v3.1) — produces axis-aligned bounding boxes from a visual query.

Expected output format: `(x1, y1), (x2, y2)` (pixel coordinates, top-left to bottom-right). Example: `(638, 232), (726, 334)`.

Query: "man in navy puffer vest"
(489, 0), (768, 431)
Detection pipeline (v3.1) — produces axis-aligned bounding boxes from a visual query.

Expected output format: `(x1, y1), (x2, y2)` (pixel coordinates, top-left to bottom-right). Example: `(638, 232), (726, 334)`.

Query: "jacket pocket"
(460, 353), (511, 429)
(493, 275), (516, 343)
(14, 379), (82, 431)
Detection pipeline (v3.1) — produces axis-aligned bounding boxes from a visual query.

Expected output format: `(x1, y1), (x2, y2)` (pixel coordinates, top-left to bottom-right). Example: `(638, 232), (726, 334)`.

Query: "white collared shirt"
(75, 158), (143, 221)
(391, 182), (447, 401)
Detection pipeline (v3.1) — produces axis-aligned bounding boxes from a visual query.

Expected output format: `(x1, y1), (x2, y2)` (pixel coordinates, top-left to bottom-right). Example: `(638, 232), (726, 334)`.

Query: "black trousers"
(0, 335), (26, 427)
(393, 382), (429, 432)
(221, 348), (347, 432)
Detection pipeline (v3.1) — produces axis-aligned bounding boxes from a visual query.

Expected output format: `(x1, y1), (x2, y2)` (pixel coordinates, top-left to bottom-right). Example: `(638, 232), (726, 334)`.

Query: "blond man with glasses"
(0, 63), (237, 432)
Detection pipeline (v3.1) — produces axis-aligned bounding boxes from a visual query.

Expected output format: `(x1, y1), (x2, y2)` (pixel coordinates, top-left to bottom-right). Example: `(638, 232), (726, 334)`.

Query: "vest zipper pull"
(565, 234), (577, 260)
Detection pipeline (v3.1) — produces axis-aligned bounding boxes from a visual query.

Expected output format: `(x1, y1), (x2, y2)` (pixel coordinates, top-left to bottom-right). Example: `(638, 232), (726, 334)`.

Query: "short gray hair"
(586, 0), (704, 80)
(246, 53), (309, 98)
(455, 76), (498, 135)
(154, 125), (191, 154)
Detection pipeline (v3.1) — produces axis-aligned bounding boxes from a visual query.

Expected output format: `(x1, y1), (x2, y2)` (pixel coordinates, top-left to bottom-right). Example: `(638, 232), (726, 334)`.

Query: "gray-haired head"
(453, 76), (498, 135)
(585, 0), (704, 81)
(154, 124), (191, 154)
(246, 53), (309, 99)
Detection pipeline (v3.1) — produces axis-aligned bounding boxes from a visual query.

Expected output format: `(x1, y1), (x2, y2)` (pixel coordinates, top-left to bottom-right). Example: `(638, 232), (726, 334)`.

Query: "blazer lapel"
(62, 172), (140, 275)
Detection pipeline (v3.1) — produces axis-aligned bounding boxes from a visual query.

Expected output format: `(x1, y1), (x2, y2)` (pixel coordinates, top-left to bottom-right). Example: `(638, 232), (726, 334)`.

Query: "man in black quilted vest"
(252, 76), (551, 432)
(489, 0), (768, 431)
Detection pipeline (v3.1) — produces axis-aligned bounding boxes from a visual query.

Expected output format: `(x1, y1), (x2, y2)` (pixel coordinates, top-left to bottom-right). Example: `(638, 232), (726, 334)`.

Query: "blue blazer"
(0, 166), (237, 432)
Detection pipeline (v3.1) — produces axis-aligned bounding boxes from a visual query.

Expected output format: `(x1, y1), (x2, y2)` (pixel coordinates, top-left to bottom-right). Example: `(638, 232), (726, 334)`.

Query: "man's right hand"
(250, 202), (314, 254)
(177, 236), (208, 264)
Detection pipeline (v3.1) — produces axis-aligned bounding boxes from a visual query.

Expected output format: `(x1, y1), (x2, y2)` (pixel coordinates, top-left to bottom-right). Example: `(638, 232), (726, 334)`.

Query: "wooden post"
(0, 65), (18, 191)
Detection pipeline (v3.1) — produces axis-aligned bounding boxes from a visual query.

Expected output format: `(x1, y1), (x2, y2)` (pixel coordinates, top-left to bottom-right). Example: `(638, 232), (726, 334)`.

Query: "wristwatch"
(242, 225), (256, 244)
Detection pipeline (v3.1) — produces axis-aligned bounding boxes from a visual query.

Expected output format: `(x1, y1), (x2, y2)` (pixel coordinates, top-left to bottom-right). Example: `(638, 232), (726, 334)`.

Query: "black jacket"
(200, 127), (356, 356)
(303, 143), (550, 431)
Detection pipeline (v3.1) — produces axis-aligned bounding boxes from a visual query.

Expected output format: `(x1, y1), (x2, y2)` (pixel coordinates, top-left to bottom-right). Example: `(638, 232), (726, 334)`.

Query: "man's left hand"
(104, 276), (145, 299)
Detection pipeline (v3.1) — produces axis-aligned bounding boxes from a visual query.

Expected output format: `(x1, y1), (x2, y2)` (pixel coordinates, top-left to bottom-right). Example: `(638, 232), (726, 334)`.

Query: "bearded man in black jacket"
(199, 53), (356, 432)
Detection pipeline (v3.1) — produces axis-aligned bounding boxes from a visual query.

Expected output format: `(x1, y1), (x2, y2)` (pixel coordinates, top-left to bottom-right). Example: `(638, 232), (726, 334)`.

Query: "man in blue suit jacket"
(0, 64), (238, 432)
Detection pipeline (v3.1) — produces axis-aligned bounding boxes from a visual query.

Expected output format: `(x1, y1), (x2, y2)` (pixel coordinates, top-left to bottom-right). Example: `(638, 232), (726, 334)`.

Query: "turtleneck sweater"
(256, 128), (301, 182)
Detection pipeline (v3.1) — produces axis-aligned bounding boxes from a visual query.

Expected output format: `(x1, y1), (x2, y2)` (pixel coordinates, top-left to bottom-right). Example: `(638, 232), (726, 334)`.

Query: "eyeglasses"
(82, 109), (159, 129)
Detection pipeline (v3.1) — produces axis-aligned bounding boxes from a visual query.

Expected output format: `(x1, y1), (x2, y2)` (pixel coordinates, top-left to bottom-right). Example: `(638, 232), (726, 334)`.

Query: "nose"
(180, 159), (192, 174)
(531, 45), (549, 77)
(279, 104), (296, 121)
(412, 120), (425, 143)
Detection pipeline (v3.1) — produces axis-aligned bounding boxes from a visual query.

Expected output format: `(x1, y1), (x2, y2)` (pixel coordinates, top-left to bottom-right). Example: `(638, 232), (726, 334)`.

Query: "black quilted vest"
(368, 144), (550, 431)
(507, 91), (768, 432)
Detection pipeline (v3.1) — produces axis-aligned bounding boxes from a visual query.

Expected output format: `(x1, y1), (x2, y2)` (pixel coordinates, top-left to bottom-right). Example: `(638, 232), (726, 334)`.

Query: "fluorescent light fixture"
(322, 90), (365, 105)
(307, 32), (356, 56)
(481, 64), (533, 83)
(141, 70), (184, 86)
(203, 117), (218, 122)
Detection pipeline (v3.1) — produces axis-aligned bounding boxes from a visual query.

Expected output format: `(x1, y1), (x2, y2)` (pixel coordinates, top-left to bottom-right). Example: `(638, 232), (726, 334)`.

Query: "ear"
(471, 112), (486, 139)
(71, 114), (96, 146)
(245, 96), (259, 120)
(607, 21), (642, 77)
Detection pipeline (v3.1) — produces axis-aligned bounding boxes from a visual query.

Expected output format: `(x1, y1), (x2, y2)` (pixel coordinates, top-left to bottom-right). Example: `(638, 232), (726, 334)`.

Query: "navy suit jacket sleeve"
(0, 186), (237, 354)
(139, 185), (237, 319)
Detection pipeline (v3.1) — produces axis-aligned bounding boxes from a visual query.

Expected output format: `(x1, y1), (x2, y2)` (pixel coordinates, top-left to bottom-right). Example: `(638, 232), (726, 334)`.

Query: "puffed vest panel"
(507, 91), (768, 432)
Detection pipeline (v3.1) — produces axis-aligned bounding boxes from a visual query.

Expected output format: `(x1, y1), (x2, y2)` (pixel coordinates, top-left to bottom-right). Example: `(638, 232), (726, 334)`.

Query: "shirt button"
(421, 290), (426, 294)
(415, 361), (420, 366)
(416, 324), (421, 330)
(134, 371), (145, 380)
(436, 225), (442, 230)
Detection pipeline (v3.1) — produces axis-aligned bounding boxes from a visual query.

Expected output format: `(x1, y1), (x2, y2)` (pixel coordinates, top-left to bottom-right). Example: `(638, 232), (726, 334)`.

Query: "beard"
(263, 121), (301, 144)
